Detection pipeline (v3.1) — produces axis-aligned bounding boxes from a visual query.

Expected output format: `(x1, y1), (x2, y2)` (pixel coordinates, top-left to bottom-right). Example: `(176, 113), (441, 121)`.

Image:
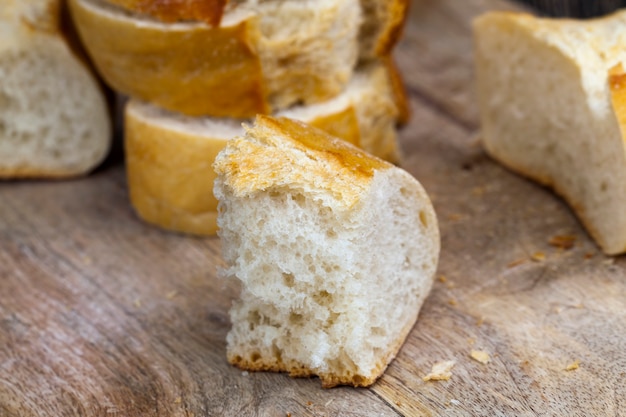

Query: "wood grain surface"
(2, 0), (626, 416)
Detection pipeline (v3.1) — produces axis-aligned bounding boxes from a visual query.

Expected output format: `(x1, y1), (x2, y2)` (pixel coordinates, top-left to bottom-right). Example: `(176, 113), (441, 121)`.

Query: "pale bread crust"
(474, 11), (626, 254)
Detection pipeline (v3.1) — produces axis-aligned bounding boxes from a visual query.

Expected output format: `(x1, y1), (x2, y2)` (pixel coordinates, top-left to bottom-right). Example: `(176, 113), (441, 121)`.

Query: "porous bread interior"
(0, 30), (110, 177)
(215, 122), (439, 387)
(475, 11), (626, 254)
(127, 100), (242, 139)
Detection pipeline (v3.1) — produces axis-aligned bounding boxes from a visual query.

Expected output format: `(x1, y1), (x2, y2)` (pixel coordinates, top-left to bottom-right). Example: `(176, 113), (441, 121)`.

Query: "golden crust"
(227, 304), (418, 388)
(383, 56), (411, 126)
(104, 0), (229, 26)
(373, 0), (410, 58)
(124, 102), (226, 235)
(69, 0), (268, 118)
(214, 116), (391, 209)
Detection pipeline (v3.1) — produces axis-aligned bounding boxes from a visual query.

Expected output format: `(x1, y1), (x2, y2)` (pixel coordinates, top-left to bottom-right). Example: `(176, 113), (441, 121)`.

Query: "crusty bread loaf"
(102, 0), (230, 25)
(474, 10), (626, 255)
(0, 0), (111, 178)
(125, 63), (402, 235)
(68, 0), (361, 118)
(213, 116), (440, 387)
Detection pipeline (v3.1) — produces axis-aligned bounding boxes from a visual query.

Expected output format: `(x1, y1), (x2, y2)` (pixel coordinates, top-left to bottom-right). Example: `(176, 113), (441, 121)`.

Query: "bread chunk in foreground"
(213, 116), (440, 387)
(475, 11), (626, 255)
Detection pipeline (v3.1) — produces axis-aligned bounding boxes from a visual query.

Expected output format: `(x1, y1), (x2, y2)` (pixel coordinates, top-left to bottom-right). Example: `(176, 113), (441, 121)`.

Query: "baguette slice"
(125, 63), (402, 235)
(474, 11), (626, 255)
(213, 115), (439, 388)
(102, 0), (230, 25)
(68, 0), (360, 118)
(0, 0), (111, 178)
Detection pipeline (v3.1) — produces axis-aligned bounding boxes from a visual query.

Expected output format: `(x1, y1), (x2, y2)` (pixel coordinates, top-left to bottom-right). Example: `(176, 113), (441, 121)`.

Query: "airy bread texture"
(213, 116), (440, 388)
(474, 11), (626, 255)
(68, 0), (360, 118)
(0, 0), (111, 178)
(125, 63), (402, 235)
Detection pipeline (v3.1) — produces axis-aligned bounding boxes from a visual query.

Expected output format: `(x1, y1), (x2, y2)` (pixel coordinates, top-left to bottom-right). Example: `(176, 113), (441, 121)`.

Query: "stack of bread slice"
(68, 0), (411, 235)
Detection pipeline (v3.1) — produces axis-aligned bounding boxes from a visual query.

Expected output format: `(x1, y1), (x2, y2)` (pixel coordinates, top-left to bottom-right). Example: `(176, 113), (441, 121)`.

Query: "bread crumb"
(166, 290), (178, 300)
(133, 298), (141, 308)
(306, 401), (313, 406)
(467, 338), (475, 346)
(448, 213), (463, 221)
(174, 397), (182, 404)
(476, 317), (485, 326)
(423, 360), (456, 381)
(448, 298), (457, 306)
(470, 350), (490, 364)
(438, 275), (447, 283)
(565, 360), (580, 371)
(242, 371), (249, 376)
(507, 258), (527, 268)
(584, 252), (594, 260)
(471, 186), (486, 197)
(531, 252), (545, 262)
(548, 234), (576, 249)
(395, 400), (403, 406)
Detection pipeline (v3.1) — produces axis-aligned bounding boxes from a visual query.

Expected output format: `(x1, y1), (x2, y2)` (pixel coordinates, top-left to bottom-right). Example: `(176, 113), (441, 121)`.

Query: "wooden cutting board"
(2, 0), (625, 415)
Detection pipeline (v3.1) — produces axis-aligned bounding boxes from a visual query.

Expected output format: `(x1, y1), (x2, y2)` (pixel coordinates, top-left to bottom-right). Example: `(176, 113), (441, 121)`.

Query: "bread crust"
(103, 0), (229, 25)
(359, 0), (410, 61)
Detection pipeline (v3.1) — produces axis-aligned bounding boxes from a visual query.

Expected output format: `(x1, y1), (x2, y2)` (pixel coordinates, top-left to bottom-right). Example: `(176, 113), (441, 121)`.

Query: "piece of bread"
(474, 11), (626, 255)
(102, 0), (230, 25)
(68, 0), (361, 118)
(125, 63), (402, 235)
(0, 0), (111, 178)
(213, 115), (440, 388)
(358, 0), (410, 61)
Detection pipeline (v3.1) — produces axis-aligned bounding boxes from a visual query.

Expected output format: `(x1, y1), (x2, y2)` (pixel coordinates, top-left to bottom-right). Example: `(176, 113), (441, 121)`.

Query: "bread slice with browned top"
(213, 115), (440, 387)
(474, 10), (626, 255)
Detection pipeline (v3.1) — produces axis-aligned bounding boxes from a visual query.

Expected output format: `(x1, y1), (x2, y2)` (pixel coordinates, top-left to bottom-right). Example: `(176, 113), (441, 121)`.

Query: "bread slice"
(359, 0), (409, 61)
(68, 0), (360, 118)
(474, 10), (626, 255)
(0, 0), (111, 178)
(213, 116), (439, 388)
(125, 63), (402, 235)
(102, 0), (230, 25)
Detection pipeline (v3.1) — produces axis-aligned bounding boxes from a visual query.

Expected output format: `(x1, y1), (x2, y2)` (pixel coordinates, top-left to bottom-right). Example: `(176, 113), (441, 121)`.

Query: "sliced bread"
(359, 0), (410, 61)
(68, 0), (361, 118)
(125, 63), (402, 236)
(0, 0), (111, 178)
(213, 115), (439, 387)
(474, 10), (626, 255)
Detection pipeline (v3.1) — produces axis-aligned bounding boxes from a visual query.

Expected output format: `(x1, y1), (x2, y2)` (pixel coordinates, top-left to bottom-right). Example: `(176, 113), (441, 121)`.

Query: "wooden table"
(2, 0), (626, 415)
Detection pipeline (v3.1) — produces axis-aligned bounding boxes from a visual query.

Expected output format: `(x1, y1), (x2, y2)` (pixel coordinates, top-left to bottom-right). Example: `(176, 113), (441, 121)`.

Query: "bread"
(102, 0), (230, 25)
(358, 0), (410, 61)
(125, 63), (402, 235)
(68, 0), (361, 118)
(0, 0), (111, 178)
(474, 10), (626, 255)
(213, 115), (440, 387)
